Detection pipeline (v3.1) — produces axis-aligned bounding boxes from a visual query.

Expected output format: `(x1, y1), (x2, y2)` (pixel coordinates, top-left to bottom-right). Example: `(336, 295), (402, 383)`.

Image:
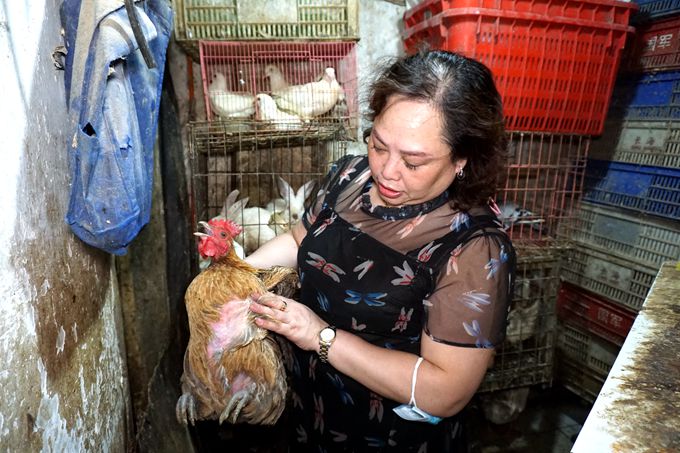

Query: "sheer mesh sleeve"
(424, 233), (512, 348)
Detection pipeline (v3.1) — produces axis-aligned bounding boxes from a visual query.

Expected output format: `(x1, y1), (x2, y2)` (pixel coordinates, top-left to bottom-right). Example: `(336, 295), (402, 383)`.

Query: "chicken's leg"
(220, 381), (258, 424)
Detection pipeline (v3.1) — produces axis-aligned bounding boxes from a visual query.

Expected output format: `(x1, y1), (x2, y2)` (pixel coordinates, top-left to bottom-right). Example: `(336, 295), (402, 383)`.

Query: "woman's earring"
(456, 169), (465, 180)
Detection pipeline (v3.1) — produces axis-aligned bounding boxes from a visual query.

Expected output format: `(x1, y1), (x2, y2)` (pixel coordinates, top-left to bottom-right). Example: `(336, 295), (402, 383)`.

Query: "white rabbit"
(221, 189), (277, 255)
(266, 177), (316, 226)
(268, 211), (290, 236)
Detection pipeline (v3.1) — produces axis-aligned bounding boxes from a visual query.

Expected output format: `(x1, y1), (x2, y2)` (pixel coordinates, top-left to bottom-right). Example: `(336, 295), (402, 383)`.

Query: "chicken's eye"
(220, 232), (227, 238)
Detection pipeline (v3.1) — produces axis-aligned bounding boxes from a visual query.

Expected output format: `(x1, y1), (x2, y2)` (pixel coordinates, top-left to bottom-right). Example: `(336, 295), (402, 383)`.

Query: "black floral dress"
(282, 156), (515, 452)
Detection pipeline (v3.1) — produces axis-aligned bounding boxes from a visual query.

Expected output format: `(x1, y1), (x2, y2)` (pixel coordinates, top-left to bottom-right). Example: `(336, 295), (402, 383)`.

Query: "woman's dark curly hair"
(364, 50), (507, 211)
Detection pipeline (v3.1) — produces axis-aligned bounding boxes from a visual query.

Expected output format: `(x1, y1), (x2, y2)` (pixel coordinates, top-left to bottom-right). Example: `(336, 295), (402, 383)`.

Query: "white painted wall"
(355, 0), (409, 138)
(0, 1), (131, 450)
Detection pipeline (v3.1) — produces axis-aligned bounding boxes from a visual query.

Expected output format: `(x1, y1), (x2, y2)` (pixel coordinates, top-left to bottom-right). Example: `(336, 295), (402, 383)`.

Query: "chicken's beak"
(194, 221), (211, 237)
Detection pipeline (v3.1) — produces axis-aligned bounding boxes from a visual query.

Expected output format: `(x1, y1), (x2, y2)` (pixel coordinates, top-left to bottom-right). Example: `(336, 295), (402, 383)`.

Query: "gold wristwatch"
(318, 326), (337, 363)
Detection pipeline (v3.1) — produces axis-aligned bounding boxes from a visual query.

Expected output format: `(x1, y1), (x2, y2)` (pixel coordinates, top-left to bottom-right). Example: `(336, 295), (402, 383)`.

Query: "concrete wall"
(0, 1), (132, 451)
(355, 0), (409, 136)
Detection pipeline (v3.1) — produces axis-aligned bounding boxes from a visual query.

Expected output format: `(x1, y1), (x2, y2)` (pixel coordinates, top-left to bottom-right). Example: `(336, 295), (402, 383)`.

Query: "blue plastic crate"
(629, 71), (680, 106)
(610, 71), (680, 120)
(583, 159), (680, 220)
(634, 0), (680, 21)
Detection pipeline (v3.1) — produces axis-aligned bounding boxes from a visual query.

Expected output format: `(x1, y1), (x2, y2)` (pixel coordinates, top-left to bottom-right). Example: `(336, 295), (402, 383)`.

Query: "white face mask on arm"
(392, 357), (443, 425)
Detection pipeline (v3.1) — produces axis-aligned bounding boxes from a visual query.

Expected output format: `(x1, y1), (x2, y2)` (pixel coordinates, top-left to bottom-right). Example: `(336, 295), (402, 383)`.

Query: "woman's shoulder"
(323, 154), (370, 199)
(405, 203), (510, 266)
(328, 154), (368, 180)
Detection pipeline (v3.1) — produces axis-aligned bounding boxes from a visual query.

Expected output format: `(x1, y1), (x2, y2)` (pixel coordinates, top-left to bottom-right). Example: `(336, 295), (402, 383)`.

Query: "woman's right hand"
(249, 292), (326, 353)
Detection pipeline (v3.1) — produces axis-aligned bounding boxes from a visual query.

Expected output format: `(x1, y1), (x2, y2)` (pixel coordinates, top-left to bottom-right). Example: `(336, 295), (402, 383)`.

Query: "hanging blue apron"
(59, 0), (172, 254)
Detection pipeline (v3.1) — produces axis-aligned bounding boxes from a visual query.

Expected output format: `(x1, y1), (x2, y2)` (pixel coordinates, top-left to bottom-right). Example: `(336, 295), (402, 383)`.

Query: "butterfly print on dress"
(353, 259), (374, 280)
(368, 393), (384, 422)
(313, 393), (325, 433)
(463, 319), (493, 348)
(484, 244), (509, 279)
(306, 252), (346, 282)
(460, 291), (491, 312)
(446, 244), (463, 275)
(338, 166), (357, 184)
(344, 290), (387, 307)
(450, 211), (470, 232)
(317, 291), (330, 311)
(392, 307), (414, 332)
(396, 212), (425, 239)
(391, 260), (415, 285)
(313, 213), (338, 237)
(326, 373), (355, 405)
(417, 241), (443, 263)
(351, 317), (367, 331)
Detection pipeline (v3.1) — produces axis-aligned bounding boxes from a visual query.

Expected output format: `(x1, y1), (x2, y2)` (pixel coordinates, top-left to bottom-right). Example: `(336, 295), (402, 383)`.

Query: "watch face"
(320, 327), (335, 342)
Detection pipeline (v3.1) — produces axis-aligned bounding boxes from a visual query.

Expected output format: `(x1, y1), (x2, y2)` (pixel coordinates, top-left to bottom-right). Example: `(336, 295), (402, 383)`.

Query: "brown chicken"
(176, 218), (297, 426)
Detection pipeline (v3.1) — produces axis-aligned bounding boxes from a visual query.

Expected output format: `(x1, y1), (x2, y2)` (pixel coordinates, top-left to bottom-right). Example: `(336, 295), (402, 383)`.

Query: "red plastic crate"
(557, 282), (636, 346)
(623, 15), (680, 72)
(405, 0), (635, 28)
(403, 2), (636, 135)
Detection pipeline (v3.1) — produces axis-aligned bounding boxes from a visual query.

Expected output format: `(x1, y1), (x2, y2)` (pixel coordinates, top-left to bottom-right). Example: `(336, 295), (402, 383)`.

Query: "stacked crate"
(402, 0), (637, 396)
(176, 1), (360, 257)
(559, 0), (680, 401)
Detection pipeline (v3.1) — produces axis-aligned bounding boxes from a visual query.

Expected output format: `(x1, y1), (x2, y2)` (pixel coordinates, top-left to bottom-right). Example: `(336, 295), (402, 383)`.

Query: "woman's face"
(367, 95), (465, 207)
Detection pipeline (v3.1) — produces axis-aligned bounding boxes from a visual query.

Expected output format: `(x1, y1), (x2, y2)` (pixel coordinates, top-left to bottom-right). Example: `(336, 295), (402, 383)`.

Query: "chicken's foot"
(219, 381), (257, 424)
(176, 393), (197, 426)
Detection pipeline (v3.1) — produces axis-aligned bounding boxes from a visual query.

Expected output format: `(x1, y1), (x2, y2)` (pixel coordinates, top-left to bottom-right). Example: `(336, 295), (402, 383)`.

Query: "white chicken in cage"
(264, 64), (290, 93)
(254, 93), (303, 130)
(270, 67), (344, 119)
(208, 72), (256, 119)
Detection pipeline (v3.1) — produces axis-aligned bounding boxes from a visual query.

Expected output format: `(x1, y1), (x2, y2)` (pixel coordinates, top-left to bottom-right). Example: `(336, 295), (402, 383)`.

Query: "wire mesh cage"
(173, 0), (359, 46)
(479, 244), (565, 392)
(189, 120), (350, 257)
(199, 41), (358, 137)
(497, 132), (589, 245)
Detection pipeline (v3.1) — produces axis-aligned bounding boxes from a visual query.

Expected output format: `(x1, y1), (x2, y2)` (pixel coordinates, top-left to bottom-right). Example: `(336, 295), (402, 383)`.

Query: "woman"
(247, 50), (516, 452)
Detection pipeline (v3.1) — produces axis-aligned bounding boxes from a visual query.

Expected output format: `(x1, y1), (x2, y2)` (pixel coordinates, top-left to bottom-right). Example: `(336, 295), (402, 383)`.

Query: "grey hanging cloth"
(59, 0), (172, 254)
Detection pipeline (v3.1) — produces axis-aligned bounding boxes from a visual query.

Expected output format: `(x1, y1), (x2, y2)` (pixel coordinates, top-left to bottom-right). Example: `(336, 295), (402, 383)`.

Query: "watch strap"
(318, 326), (336, 363)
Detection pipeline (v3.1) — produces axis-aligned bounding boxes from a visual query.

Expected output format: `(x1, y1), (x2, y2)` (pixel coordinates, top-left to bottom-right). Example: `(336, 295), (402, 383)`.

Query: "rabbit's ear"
(277, 176), (293, 199)
(226, 197), (249, 219)
(220, 189), (240, 217)
(298, 180), (316, 201)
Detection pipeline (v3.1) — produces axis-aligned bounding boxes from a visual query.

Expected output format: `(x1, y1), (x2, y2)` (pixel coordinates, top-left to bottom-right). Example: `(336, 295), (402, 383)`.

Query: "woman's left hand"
(250, 292), (326, 352)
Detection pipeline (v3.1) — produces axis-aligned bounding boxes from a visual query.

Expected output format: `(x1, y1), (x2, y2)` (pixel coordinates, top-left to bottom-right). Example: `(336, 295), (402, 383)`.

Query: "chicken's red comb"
(208, 218), (243, 237)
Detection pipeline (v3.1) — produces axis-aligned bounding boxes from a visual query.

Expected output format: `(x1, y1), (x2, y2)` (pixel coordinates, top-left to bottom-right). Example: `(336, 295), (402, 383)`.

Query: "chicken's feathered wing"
(273, 67), (342, 119)
(258, 265), (299, 299)
(176, 259), (297, 426)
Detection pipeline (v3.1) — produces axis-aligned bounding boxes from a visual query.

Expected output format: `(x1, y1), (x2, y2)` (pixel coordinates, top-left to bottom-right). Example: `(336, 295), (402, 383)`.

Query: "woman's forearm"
(245, 222), (306, 269)
(326, 329), (492, 417)
(245, 231), (298, 268)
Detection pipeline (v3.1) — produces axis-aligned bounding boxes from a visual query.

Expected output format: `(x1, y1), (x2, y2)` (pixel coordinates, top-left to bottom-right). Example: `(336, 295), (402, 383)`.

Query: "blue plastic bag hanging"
(59, 0), (172, 255)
